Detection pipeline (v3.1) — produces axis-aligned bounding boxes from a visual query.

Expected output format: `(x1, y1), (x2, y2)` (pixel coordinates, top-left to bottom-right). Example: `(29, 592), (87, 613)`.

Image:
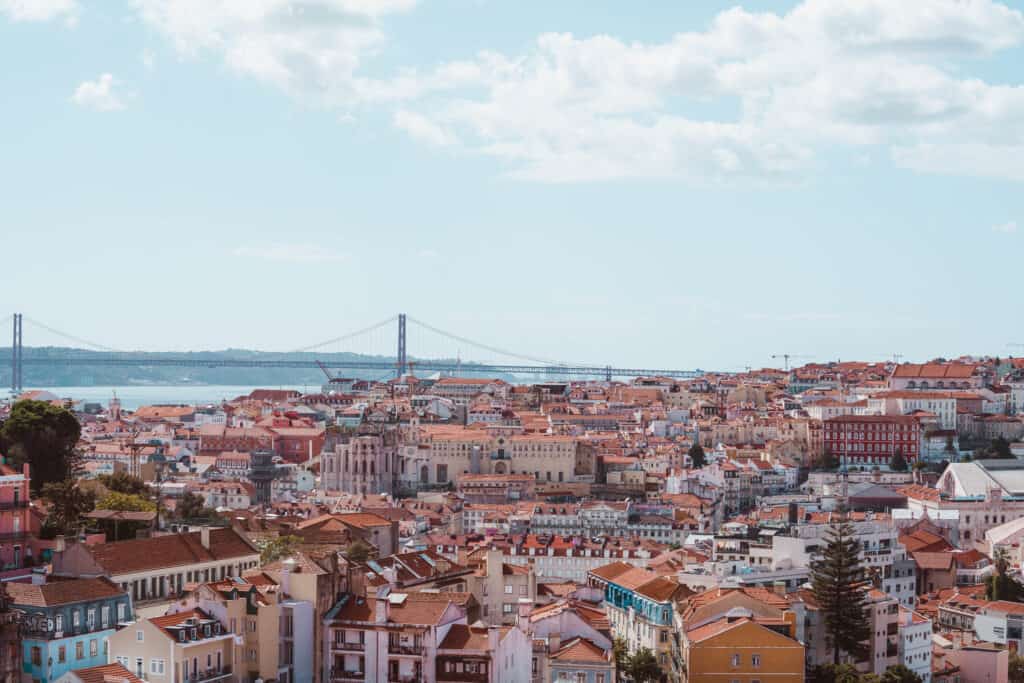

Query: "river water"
(24, 385), (310, 410)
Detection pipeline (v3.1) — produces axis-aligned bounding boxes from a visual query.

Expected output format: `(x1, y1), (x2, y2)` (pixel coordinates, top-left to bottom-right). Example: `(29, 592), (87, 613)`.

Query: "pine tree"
(688, 442), (706, 469)
(889, 448), (908, 472)
(811, 515), (872, 665)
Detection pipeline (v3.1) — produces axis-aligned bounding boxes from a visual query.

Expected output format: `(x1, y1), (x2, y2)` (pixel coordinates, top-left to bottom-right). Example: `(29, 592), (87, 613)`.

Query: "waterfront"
(26, 385), (308, 410)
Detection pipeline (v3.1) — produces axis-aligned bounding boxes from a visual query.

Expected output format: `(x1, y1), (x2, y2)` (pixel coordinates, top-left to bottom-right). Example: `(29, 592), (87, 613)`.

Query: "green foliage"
(809, 664), (877, 683)
(622, 648), (661, 683)
(687, 443), (706, 469)
(97, 491), (156, 512)
(881, 664), (923, 683)
(261, 535), (302, 564)
(987, 547), (1024, 602)
(345, 539), (373, 564)
(889, 448), (908, 472)
(1009, 652), (1024, 683)
(811, 517), (872, 665)
(40, 479), (96, 535)
(98, 472), (150, 497)
(980, 436), (1015, 459)
(612, 637), (629, 679)
(0, 400), (82, 490)
(176, 492), (208, 520)
(818, 447), (838, 471)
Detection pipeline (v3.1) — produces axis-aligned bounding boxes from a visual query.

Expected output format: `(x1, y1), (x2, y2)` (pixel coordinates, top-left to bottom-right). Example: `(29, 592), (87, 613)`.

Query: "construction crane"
(315, 360), (335, 381)
(771, 354), (812, 371)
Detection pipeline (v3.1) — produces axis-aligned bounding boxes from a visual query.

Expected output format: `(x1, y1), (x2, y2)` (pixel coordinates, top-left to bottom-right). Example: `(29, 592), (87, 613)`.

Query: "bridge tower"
(396, 313), (407, 378)
(9, 314), (22, 394)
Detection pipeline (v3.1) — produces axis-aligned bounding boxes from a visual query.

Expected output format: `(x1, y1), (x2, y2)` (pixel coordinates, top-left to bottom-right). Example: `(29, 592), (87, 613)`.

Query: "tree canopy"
(687, 442), (706, 469)
(345, 539), (373, 564)
(0, 400), (81, 490)
(98, 472), (150, 497)
(889, 448), (908, 472)
(811, 516), (872, 664)
(40, 479), (96, 536)
(261, 535), (302, 564)
(622, 648), (661, 683)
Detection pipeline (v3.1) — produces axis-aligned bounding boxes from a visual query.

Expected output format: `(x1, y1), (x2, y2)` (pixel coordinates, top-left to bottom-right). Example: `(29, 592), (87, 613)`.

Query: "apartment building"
(0, 461), (31, 571)
(108, 609), (235, 683)
(173, 577), (315, 683)
(52, 528), (261, 606)
(10, 578), (131, 683)
(823, 415), (921, 467)
(323, 591), (479, 683)
(466, 549), (537, 626)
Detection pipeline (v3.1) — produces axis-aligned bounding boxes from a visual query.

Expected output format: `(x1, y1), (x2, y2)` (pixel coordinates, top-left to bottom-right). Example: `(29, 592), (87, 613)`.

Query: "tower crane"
(771, 354), (812, 371)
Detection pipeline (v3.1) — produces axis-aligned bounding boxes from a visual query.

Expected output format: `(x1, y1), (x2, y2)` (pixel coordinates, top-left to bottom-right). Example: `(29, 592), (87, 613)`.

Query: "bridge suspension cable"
(289, 315), (399, 354)
(406, 316), (588, 368)
(22, 316), (124, 353)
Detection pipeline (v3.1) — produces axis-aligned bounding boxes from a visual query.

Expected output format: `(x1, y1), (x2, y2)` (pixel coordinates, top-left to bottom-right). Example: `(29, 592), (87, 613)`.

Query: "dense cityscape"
(0, 357), (1022, 683)
(5, 0), (1024, 681)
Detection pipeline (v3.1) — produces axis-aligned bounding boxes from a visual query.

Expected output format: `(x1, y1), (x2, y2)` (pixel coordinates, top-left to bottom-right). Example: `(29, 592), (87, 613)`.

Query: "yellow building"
(108, 609), (235, 683)
(683, 617), (804, 683)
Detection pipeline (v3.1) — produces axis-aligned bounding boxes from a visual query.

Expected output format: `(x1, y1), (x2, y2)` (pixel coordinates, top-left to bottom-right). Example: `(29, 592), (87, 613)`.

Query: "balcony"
(388, 676), (423, 683)
(0, 501), (28, 510)
(0, 532), (27, 543)
(330, 670), (365, 682)
(333, 641), (365, 652)
(388, 643), (425, 656)
(183, 666), (232, 683)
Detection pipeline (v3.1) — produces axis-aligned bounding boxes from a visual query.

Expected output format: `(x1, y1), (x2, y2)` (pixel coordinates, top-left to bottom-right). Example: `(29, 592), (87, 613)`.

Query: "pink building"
(0, 461), (31, 569)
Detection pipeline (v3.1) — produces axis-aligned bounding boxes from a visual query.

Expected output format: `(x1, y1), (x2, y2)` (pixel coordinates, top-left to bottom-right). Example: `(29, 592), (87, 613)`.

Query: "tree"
(889, 448), (908, 472)
(809, 664), (861, 683)
(176, 492), (207, 520)
(811, 516), (871, 665)
(345, 539), (373, 564)
(1009, 652), (1024, 683)
(96, 491), (156, 541)
(261, 535), (301, 564)
(40, 479), (95, 535)
(612, 637), (629, 681)
(687, 442), (706, 469)
(987, 546), (1024, 602)
(98, 472), (150, 497)
(0, 400), (81, 490)
(881, 664), (923, 683)
(623, 648), (661, 683)
(819, 446), (838, 471)
(981, 436), (1014, 459)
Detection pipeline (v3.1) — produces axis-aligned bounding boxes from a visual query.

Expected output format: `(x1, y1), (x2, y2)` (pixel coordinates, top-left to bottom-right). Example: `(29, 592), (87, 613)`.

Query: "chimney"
(488, 626), (500, 653)
(200, 526), (211, 550)
(547, 632), (561, 654)
(281, 558), (295, 597)
(517, 598), (532, 633)
(375, 597), (388, 624)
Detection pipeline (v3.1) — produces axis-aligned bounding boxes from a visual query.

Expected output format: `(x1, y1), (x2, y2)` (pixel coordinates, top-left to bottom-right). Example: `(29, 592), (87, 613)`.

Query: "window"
(31, 647), (41, 666)
(503, 603), (514, 614)
(87, 608), (96, 629)
(731, 654), (740, 666)
(504, 585), (513, 595)
(76, 641), (84, 660)
(752, 654), (761, 668)
(73, 610), (80, 628)
(56, 614), (64, 632)
(90, 639), (98, 657)
(102, 606), (110, 628)
(150, 659), (165, 675)
(58, 646), (66, 663)
(118, 604), (126, 623)
(136, 630), (144, 642)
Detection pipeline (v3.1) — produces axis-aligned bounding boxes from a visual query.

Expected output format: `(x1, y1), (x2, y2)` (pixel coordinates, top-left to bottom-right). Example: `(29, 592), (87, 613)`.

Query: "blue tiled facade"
(602, 582), (672, 625)
(17, 593), (132, 683)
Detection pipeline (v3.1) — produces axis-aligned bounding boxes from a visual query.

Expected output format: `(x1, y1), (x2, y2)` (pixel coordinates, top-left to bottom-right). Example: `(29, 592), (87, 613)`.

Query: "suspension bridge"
(2, 313), (709, 392)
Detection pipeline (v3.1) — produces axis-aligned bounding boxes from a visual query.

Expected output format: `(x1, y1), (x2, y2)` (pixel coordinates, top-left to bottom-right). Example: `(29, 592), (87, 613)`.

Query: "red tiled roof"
(82, 528), (257, 575)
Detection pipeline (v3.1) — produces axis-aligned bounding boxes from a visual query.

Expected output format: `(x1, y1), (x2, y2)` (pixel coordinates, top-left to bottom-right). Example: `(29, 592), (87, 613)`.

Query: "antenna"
(770, 354), (812, 372)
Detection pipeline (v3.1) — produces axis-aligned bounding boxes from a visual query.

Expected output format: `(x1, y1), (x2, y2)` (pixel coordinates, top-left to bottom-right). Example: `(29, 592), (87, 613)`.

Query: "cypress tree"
(811, 515), (872, 665)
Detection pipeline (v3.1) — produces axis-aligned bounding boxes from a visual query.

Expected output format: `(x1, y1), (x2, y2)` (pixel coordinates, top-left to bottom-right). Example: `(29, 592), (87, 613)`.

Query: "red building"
(823, 415), (921, 467)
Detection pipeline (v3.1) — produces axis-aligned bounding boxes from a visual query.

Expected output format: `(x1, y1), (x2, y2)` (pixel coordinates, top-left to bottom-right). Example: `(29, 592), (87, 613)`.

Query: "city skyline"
(2, 0), (1023, 368)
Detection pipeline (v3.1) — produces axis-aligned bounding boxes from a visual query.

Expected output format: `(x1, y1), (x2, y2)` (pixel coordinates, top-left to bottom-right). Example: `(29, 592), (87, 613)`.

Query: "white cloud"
(127, 0), (1024, 184)
(232, 244), (347, 263)
(141, 48), (156, 70)
(131, 0), (416, 105)
(0, 0), (77, 23)
(393, 110), (456, 147)
(387, 0), (1024, 182)
(71, 74), (126, 112)
(993, 220), (1019, 234)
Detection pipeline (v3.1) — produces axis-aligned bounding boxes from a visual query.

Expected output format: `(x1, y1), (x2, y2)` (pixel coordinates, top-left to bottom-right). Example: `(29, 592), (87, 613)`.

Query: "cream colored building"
(412, 427), (580, 486)
(109, 609), (235, 683)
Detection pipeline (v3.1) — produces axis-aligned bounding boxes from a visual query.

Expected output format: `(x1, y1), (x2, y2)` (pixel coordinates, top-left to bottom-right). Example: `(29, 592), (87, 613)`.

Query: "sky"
(1, 0), (1023, 371)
